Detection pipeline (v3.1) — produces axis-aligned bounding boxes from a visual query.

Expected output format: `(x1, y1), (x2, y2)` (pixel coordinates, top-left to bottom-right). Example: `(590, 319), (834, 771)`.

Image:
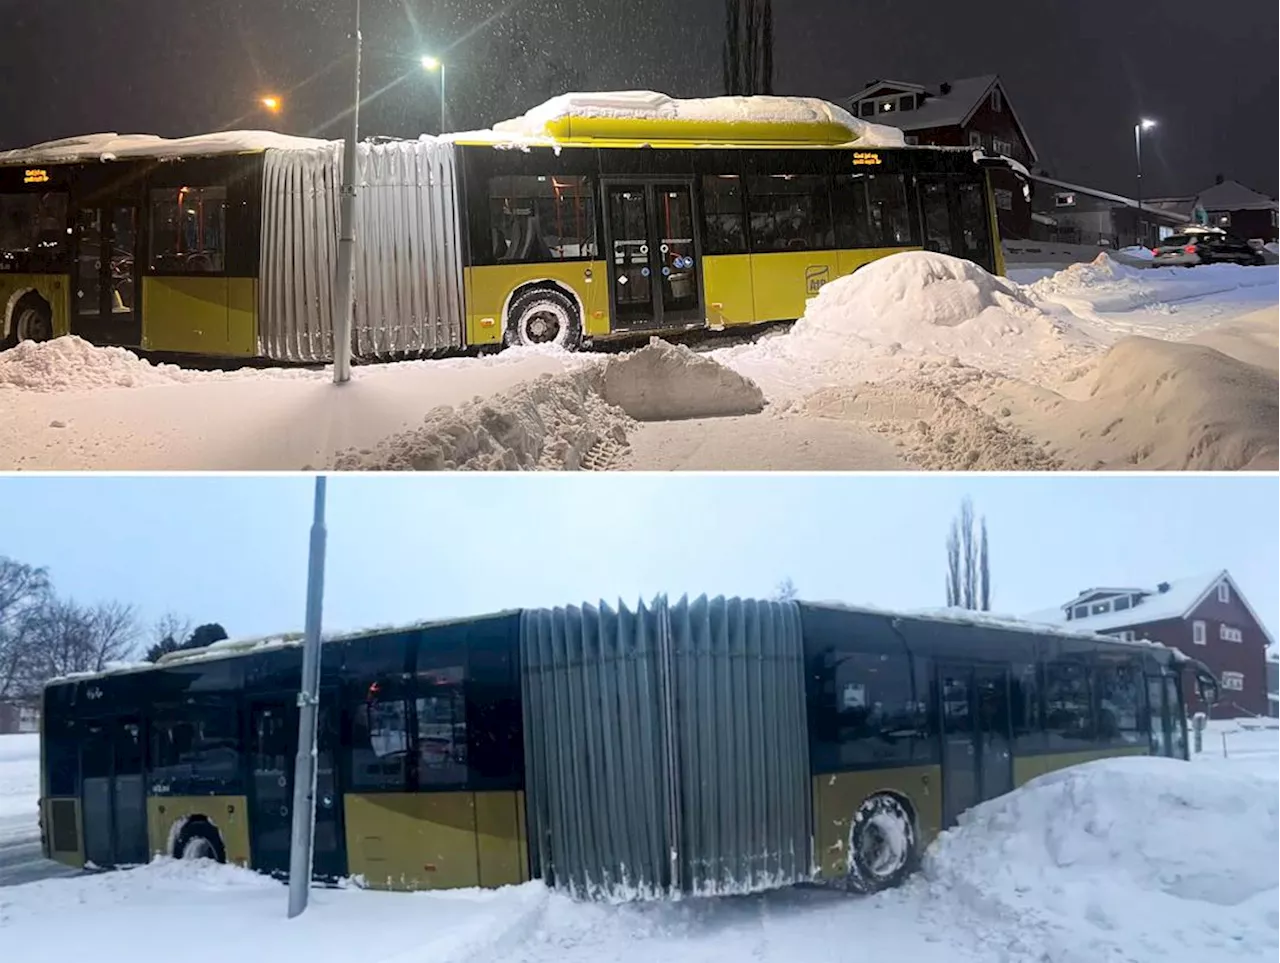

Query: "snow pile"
(0, 733), (38, 822)
(331, 368), (634, 470)
(0, 337), (214, 391)
(493, 91), (906, 147)
(718, 252), (1089, 397)
(601, 339), (765, 421)
(921, 756), (1279, 963)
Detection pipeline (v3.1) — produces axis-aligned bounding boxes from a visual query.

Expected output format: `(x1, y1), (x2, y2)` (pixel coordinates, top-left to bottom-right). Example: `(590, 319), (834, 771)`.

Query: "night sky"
(2, 0), (1275, 198)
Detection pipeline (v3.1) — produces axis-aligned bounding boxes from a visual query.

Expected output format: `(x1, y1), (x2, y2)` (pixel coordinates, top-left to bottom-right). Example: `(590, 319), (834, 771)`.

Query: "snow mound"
(717, 252), (1084, 397)
(1118, 245), (1155, 260)
(921, 756), (1279, 962)
(602, 338), (765, 421)
(331, 368), (634, 470)
(0, 337), (210, 391)
(494, 90), (906, 147)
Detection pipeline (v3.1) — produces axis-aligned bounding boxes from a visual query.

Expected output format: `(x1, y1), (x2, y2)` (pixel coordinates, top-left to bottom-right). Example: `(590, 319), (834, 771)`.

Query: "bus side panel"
(1014, 745), (1149, 787)
(474, 790), (529, 888)
(226, 277), (258, 356)
(464, 262), (610, 344)
(142, 277), (243, 356)
(343, 791), (481, 891)
(146, 796), (251, 864)
(834, 246), (921, 279)
(700, 254), (755, 326)
(810, 765), (942, 881)
(41, 797), (84, 867)
(1, 273), (71, 339)
(749, 250), (840, 322)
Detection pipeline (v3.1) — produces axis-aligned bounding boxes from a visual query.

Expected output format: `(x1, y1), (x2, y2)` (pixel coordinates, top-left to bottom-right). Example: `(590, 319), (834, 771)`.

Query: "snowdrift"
(921, 756), (1279, 962)
(0, 733), (39, 822)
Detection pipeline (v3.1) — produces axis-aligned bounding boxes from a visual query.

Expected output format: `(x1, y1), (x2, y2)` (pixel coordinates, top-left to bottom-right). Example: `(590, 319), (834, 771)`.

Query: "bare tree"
(22, 597), (140, 685)
(773, 577), (798, 602)
(146, 611), (193, 663)
(0, 557), (51, 703)
(945, 498), (991, 611)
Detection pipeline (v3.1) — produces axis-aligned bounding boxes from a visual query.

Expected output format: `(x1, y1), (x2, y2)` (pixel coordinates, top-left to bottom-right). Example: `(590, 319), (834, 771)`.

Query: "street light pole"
(1134, 118), (1156, 248)
(287, 476), (329, 918)
(332, 0), (361, 385)
(420, 56), (446, 135)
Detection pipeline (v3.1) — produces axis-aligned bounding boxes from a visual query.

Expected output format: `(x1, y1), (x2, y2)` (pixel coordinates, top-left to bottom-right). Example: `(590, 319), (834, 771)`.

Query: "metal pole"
(287, 476), (329, 918)
(1134, 123), (1143, 247)
(439, 64), (447, 135)
(332, 0), (361, 385)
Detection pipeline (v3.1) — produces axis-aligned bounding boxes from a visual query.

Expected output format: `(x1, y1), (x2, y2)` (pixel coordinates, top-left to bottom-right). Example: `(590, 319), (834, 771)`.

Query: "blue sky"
(0, 474), (1275, 646)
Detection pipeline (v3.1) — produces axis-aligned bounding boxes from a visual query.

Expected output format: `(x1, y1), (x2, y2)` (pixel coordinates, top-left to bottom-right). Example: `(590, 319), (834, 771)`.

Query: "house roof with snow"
(1032, 175), (1186, 223)
(1193, 179), (1277, 213)
(1026, 570), (1275, 645)
(842, 74), (1039, 162)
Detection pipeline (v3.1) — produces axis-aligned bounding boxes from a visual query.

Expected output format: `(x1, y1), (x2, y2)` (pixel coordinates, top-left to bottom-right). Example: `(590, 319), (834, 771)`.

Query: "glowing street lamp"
(261, 95), (283, 114)
(420, 55), (446, 135)
(1134, 118), (1157, 246)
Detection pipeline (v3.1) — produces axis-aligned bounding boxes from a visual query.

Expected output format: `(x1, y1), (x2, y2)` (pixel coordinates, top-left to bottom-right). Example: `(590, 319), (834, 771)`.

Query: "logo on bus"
(23, 168), (50, 184)
(851, 152), (882, 167)
(805, 265), (830, 294)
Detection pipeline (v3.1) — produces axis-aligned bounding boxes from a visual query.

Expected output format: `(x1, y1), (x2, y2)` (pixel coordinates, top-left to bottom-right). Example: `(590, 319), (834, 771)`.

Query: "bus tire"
(2, 294), (53, 349)
(172, 818), (227, 863)
(845, 792), (918, 894)
(504, 287), (582, 351)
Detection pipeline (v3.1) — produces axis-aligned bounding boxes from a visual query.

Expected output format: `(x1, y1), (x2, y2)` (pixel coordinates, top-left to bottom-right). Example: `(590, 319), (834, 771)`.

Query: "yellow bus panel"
(537, 116), (859, 149)
(146, 795), (251, 865)
(1013, 745), (1149, 787)
(41, 796), (84, 867)
(141, 276), (257, 356)
(810, 765), (943, 881)
(1, 273), (71, 339)
(835, 246), (921, 278)
(344, 790), (528, 891)
(700, 254), (755, 327)
(749, 250), (841, 322)
(464, 262), (610, 344)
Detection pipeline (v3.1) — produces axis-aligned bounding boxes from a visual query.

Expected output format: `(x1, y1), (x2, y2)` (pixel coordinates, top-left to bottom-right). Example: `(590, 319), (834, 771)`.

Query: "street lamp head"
(420, 55), (441, 72)
(1140, 118), (1157, 131)
(261, 95), (282, 113)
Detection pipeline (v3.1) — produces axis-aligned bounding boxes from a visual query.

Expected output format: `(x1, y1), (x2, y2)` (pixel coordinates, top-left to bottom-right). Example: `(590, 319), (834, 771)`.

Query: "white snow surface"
(0, 733), (38, 824)
(492, 91), (906, 146)
(0, 130), (328, 165)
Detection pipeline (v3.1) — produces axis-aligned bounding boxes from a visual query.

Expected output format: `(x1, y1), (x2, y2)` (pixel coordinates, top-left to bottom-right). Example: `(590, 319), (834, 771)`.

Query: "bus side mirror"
(1191, 711), (1207, 733)
(1195, 671), (1219, 707)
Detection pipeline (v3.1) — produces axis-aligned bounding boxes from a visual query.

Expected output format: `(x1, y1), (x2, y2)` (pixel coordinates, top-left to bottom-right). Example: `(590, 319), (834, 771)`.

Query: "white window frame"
(1113, 630), (1136, 642)
(879, 99), (896, 113)
(1072, 605), (1089, 619)
(968, 130), (983, 148)
(991, 89), (1003, 112)
(1054, 192), (1077, 208)
(1217, 581), (1230, 603)
(1091, 601), (1111, 615)
(1220, 624), (1243, 643)
(993, 138), (1014, 156)
(1221, 670), (1244, 692)
(1192, 620), (1206, 645)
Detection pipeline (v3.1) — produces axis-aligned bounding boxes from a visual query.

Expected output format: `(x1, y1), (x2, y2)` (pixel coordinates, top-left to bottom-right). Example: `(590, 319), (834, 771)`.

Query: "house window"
(1091, 601), (1111, 615)
(993, 138), (1014, 156)
(1054, 192), (1077, 208)
(904, 134), (919, 146)
(1220, 625), (1243, 643)
(1113, 596), (1131, 611)
(879, 99), (896, 113)
(1221, 671), (1244, 692)
(1217, 582), (1230, 603)
(991, 89), (1003, 112)
(968, 130), (983, 148)
(1112, 630), (1136, 642)
(898, 94), (915, 112)
(1072, 605), (1089, 619)
(1192, 620), (1206, 645)
(1216, 212), (1232, 228)
(859, 100), (875, 118)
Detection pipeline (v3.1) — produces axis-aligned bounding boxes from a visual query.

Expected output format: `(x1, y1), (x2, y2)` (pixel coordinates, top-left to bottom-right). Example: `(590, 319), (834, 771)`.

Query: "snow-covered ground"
(0, 724), (1275, 962)
(0, 253), (1275, 471)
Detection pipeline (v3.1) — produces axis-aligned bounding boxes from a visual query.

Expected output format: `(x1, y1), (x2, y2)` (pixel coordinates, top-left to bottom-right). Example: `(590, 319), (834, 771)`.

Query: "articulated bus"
(1, 97), (1025, 361)
(40, 595), (1215, 898)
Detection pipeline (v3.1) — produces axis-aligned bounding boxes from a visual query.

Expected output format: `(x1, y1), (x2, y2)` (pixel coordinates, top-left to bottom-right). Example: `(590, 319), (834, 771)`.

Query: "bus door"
(603, 180), (703, 332)
(247, 694), (345, 882)
(71, 204), (142, 347)
(939, 663), (1014, 826)
(1146, 674), (1188, 759)
(80, 715), (148, 869)
(915, 175), (995, 273)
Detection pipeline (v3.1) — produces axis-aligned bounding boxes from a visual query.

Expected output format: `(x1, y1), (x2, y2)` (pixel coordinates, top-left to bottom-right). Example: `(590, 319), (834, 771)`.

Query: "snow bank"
(921, 756), (1279, 963)
(331, 368), (634, 470)
(602, 339), (765, 421)
(493, 91), (906, 147)
(0, 337), (221, 391)
(0, 733), (39, 823)
(717, 252), (1088, 397)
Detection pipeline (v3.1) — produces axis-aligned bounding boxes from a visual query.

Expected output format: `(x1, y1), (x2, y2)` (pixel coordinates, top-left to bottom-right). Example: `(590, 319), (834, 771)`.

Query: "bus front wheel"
(845, 792), (918, 894)
(504, 287), (582, 351)
(2, 295), (53, 350)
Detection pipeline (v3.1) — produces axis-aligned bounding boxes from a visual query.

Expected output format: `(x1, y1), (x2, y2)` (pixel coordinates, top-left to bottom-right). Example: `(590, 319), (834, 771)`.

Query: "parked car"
(1152, 230), (1266, 266)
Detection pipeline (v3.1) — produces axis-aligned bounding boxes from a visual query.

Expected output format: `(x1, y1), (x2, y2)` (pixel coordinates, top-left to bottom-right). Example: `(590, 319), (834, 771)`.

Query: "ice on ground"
(331, 367), (633, 471)
(602, 339), (765, 421)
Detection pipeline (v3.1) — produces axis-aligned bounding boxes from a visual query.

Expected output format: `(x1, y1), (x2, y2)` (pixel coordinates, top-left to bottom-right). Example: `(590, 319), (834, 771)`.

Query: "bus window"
(1010, 662), (1045, 753)
(416, 666), (467, 788)
(701, 175), (747, 255)
(866, 174), (916, 247)
(148, 705), (242, 792)
(811, 648), (928, 769)
(746, 174), (833, 252)
(149, 186), (228, 273)
(0, 192), (69, 270)
(1095, 662), (1143, 745)
(1043, 661), (1094, 749)
(832, 175), (878, 248)
(488, 175), (596, 263)
(349, 681), (411, 791)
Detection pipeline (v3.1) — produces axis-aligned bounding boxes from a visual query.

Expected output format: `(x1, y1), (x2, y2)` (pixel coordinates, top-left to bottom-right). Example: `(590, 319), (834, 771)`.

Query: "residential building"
(1026, 570), (1273, 719)
(841, 75), (1037, 241)
(0, 701), (38, 734)
(1148, 178), (1278, 243)
(1030, 175), (1184, 249)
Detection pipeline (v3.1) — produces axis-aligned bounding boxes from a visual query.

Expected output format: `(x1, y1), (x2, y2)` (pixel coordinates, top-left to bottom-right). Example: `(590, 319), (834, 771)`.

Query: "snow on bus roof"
(0, 130), (330, 165)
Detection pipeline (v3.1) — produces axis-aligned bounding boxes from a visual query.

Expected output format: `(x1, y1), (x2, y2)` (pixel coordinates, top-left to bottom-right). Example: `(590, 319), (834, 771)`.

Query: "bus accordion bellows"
(39, 594), (1217, 899)
(0, 95), (1027, 362)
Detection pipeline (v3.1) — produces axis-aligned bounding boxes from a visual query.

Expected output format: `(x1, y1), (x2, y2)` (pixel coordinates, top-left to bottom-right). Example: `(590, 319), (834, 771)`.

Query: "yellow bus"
(1, 100), (1025, 361)
(39, 595), (1214, 898)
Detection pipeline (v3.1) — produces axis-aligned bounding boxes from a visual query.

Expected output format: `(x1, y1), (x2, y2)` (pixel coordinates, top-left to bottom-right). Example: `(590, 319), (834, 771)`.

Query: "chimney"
(1214, 173), (1225, 185)
(1157, 582), (1171, 593)
(939, 81), (952, 95)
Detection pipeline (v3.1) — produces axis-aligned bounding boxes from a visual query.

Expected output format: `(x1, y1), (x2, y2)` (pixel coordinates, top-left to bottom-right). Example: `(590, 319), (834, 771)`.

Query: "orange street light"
(261, 95), (282, 113)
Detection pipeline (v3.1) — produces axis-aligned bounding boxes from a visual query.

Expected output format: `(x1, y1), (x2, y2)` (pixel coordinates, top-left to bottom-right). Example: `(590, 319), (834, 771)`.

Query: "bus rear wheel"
(504, 287), (582, 351)
(3, 295), (53, 349)
(173, 819), (227, 863)
(846, 793), (918, 894)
